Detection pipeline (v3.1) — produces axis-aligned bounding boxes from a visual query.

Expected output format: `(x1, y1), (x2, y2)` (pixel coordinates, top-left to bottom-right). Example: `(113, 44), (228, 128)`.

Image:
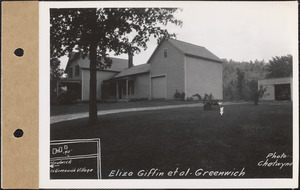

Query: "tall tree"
(266, 55), (292, 78)
(236, 68), (245, 100)
(50, 8), (182, 125)
(50, 57), (64, 104)
(249, 79), (266, 105)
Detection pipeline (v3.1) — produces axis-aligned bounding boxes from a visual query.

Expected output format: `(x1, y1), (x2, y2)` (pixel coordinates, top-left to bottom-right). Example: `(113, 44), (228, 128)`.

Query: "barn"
(61, 39), (223, 101)
(148, 38), (223, 100)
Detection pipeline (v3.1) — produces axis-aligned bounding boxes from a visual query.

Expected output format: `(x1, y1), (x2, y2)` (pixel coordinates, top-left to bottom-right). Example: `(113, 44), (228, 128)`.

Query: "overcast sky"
(58, 1), (297, 68)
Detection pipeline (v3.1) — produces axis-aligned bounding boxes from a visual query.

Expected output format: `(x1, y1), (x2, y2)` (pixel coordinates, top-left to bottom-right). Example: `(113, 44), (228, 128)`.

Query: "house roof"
(65, 52), (128, 72)
(147, 38), (223, 63)
(112, 64), (150, 79)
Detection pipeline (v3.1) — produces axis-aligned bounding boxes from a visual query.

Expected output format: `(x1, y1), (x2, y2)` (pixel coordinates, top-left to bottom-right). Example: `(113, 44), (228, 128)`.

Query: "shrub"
(174, 89), (185, 100)
(203, 101), (219, 111)
(186, 97), (193, 101)
(181, 92), (186, 100)
(203, 93), (209, 101)
(174, 89), (181, 99)
(203, 93), (214, 101)
(250, 80), (266, 105)
(252, 86), (266, 105)
(57, 91), (77, 105)
(192, 94), (202, 100)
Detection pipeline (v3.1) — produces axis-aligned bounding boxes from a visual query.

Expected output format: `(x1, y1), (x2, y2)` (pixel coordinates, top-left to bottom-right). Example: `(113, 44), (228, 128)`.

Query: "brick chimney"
(128, 52), (133, 68)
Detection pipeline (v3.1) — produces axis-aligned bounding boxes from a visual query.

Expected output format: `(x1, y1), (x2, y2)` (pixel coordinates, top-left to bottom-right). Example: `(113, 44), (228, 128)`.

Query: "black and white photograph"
(40, 1), (298, 188)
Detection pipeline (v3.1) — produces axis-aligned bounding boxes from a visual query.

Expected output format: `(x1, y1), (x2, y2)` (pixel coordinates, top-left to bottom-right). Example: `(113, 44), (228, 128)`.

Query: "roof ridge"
(132, 63), (149, 67)
(110, 57), (128, 61)
(68, 52), (128, 61)
(168, 38), (205, 48)
(123, 63), (149, 69)
(167, 38), (222, 63)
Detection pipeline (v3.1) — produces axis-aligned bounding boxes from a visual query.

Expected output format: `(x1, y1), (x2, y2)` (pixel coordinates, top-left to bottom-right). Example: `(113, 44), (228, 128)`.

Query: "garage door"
(151, 76), (166, 99)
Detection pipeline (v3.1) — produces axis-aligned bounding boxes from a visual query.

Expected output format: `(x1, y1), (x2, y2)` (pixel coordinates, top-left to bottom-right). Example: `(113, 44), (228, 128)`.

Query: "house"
(258, 77), (292, 101)
(61, 39), (223, 101)
(59, 52), (129, 101)
(102, 64), (150, 100)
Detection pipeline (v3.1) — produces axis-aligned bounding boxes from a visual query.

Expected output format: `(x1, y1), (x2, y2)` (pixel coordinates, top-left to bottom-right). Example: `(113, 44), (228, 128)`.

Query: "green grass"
(51, 102), (293, 179)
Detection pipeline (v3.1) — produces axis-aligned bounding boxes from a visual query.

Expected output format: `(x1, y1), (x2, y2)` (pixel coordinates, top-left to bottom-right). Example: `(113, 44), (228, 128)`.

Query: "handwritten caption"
(258, 152), (292, 169)
(108, 167), (245, 178)
(50, 160), (94, 174)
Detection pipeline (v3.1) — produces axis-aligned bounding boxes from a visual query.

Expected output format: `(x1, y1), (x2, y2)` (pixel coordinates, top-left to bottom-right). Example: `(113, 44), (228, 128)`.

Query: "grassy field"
(51, 101), (293, 179)
(51, 100), (201, 116)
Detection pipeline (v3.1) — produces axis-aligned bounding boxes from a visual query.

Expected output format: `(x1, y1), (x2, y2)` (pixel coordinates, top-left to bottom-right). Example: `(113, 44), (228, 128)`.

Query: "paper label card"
(50, 139), (101, 179)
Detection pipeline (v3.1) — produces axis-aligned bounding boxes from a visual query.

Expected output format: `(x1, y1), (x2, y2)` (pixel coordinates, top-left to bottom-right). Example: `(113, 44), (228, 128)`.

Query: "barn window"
(75, 65), (80, 76)
(163, 48), (168, 58)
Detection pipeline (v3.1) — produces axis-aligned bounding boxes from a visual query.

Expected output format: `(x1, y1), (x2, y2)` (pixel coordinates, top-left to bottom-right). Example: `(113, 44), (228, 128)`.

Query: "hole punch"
(14, 129), (24, 138)
(14, 48), (24, 57)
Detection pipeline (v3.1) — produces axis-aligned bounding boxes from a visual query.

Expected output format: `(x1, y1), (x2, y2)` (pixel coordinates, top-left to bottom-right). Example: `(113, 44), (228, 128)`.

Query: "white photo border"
(39, 1), (299, 188)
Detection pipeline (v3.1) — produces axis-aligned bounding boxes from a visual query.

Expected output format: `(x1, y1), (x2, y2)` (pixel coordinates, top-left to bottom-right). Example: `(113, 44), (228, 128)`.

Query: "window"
(75, 65), (80, 76)
(163, 48), (168, 58)
(68, 67), (73, 78)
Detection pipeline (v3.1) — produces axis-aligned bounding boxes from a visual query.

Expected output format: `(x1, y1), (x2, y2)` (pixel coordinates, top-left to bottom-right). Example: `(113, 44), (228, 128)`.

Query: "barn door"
(151, 76), (166, 99)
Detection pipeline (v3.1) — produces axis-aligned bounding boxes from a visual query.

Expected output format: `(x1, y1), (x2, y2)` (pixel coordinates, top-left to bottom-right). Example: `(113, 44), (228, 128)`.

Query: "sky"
(58, 1), (297, 69)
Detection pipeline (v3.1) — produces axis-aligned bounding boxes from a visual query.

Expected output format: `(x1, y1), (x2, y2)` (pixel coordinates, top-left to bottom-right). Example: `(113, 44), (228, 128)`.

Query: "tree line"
(222, 55), (292, 101)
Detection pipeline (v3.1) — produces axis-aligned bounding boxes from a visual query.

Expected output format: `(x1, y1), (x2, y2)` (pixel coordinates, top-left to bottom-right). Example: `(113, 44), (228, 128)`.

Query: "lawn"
(51, 101), (293, 179)
(51, 100), (201, 116)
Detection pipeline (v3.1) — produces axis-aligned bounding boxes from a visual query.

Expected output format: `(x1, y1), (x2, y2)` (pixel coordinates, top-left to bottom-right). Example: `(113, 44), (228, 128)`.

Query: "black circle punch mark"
(14, 48), (24, 57)
(14, 129), (24, 138)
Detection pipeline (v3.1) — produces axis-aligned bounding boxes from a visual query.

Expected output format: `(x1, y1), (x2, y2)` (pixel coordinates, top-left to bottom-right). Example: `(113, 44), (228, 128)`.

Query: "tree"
(249, 79), (266, 105)
(236, 68), (245, 100)
(222, 58), (266, 101)
(266, 55), (292, 78)
(50, 57), (64, 104)
(50, 8), (182, 126)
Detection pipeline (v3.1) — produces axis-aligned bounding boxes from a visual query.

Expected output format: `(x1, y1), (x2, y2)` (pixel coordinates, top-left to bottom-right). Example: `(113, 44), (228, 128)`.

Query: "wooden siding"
(149, 40), (185, 99)
(133, 74), (150, 99)
(81, 69), (118, 101)
(260, 84), (275, 100)
(185, 56), (223, 100)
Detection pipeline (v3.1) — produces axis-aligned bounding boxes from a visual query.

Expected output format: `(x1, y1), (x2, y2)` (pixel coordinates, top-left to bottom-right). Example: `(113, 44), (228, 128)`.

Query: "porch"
(57, 79), (82, 100)
(102, 77), (135, 101)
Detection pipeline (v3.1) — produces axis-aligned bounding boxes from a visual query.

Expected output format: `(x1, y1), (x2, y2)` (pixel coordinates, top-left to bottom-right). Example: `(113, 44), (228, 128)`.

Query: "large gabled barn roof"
(147, 38), (223, 63)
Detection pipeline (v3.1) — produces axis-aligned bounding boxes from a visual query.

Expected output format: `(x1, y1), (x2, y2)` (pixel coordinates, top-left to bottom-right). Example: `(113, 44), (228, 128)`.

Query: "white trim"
(81, 68), (84, 101)
(149, 71), (152, 100)
(165, 75), (167, 99)
(151, 74), (166, 78)
(184, 56), (187, 97)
